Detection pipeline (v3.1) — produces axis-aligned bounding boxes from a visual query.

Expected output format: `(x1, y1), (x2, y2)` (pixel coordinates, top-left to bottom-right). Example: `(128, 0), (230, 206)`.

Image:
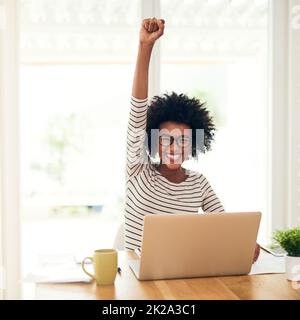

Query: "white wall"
(0, 0), (21, 299)
(0, 0), (5, 300)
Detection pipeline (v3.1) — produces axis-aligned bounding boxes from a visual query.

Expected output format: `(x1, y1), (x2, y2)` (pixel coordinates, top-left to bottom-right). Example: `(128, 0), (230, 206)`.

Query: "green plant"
(31, 113), (83, 186)
(273, 227), (300, 257)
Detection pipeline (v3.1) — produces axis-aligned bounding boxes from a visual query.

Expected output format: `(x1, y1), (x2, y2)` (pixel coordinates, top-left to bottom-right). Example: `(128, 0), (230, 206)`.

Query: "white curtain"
(0, 0), (21, 299)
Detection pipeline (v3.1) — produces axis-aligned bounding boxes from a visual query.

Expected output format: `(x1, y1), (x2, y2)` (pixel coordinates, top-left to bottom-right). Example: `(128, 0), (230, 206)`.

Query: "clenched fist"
(140, 18), (165, 46)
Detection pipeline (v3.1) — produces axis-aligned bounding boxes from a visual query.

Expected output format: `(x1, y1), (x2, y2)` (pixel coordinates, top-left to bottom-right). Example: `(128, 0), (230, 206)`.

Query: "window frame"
(268, 0), (290, 234)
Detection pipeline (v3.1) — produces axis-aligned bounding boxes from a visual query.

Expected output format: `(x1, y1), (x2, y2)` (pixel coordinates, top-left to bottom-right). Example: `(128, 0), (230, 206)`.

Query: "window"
(20, 0), (140, 275)
(160, 0), (269, 243)
(20, 0), (270, 278)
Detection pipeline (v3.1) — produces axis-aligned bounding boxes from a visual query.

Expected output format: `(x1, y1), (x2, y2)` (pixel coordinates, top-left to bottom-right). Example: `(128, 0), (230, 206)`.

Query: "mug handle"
(81, 257), (95, 279)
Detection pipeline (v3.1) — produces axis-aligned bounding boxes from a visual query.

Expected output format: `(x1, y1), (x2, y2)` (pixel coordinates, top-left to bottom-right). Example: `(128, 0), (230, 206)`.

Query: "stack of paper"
(250, 250), (285, 275)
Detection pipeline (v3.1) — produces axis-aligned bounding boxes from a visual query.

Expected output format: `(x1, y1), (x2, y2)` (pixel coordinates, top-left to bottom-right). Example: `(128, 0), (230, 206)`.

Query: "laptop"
(129, 212), (261, 280)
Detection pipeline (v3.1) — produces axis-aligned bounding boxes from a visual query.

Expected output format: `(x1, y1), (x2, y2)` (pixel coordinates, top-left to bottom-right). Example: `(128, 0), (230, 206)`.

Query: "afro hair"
(145, 92), (216, 159)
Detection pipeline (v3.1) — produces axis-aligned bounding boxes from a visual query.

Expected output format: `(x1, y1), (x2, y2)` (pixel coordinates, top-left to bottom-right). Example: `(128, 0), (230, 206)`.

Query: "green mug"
(82, 249), (118, 285)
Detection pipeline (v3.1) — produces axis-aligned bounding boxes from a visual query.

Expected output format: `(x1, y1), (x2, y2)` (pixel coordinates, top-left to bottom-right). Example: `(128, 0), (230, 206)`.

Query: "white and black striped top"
(125, 96), (225, 250)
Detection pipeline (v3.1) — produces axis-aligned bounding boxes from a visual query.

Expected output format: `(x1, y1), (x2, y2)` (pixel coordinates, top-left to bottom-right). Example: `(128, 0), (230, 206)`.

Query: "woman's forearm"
(131, 43), (153, 100)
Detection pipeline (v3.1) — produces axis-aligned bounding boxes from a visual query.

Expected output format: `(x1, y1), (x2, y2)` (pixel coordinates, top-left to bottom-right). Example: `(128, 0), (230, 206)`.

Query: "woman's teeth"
(165, 154), (181, 161)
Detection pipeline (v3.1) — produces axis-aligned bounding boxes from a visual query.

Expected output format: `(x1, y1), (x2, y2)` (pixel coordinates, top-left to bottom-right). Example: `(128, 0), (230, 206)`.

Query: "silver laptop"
(129, 212), (261, 280)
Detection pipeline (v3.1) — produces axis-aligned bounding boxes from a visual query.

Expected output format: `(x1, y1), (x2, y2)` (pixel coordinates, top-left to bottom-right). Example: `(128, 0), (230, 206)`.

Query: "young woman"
(125, 18), (260, 262)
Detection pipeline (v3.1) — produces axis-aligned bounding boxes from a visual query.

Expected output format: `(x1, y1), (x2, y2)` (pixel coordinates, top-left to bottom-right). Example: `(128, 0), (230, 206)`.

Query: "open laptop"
(129, 212), (261, 280)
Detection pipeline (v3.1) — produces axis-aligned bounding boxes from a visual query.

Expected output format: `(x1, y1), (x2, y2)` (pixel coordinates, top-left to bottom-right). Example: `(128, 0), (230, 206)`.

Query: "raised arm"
(126, 19), (165, 179)
(132, 18), (165, 99)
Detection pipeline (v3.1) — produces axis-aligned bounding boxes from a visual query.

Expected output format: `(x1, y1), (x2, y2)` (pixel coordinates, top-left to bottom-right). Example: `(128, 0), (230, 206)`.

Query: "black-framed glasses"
(159, 134), (192, 148)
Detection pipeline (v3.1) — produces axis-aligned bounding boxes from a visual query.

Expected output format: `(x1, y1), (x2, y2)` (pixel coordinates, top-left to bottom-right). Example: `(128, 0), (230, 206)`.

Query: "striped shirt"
(125, 96), (225, 250)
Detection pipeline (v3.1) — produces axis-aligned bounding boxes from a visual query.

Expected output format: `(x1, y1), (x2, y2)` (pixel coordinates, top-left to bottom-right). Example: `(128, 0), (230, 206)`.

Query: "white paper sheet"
(23, 253), (93, 283)
(24, 266), (92, 283)
(249, 250), (285, 275)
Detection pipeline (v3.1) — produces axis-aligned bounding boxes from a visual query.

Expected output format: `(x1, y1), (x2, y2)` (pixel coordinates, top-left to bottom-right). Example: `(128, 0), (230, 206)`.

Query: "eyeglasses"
(159, 134), (192, 148)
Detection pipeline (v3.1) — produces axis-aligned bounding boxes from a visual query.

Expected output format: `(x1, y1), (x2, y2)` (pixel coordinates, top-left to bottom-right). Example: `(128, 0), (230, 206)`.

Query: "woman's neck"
(157, 163), (188, 183)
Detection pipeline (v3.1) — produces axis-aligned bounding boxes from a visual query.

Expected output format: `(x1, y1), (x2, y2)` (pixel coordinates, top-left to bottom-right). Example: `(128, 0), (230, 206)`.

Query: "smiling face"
(158, 121), (192, 170)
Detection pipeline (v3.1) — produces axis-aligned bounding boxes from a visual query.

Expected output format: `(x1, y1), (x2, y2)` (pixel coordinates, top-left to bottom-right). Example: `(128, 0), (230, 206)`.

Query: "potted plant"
(273, 227), (300, 281)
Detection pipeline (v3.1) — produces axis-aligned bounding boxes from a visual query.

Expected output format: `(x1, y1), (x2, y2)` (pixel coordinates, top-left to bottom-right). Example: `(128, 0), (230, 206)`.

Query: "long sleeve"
(126, 96), (149, 180)
(200, 175), (225, 213)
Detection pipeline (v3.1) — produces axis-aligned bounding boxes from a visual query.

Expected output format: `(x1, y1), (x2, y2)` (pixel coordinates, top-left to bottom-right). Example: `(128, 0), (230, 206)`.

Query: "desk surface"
(26, 251), (300, 300)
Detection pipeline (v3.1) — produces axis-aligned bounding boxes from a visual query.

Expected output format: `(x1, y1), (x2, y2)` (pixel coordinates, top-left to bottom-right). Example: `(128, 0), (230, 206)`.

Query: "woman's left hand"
(253, 243), (260, 263)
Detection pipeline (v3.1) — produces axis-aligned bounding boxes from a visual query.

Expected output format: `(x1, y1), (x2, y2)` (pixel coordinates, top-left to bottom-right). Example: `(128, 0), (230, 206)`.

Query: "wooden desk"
(27, 251), (300, 300)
